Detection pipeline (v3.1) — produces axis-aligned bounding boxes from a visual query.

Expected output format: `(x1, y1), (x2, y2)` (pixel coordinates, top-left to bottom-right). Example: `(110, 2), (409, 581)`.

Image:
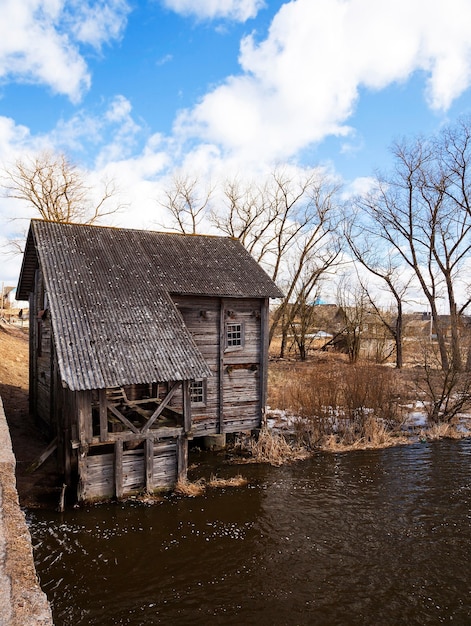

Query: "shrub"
(414, 365), (471, 424)
(268, 359), (407, 447)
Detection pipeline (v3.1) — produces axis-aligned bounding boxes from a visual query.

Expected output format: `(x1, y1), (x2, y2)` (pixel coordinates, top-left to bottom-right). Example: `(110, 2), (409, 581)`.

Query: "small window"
(190, 379), (205, 404)
(226, 322), (244, 348)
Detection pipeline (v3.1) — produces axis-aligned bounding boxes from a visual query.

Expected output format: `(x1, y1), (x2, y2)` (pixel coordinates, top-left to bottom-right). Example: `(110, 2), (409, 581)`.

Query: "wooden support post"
(114, 439), (124, 499)
(99, 389), (108, 442)
(77, 391), (93, 445)
(177, 435), (188, 482)
(145, 438), (154, 492)
(218, 299), (225, 435)
(77, 449), (86, 502)
(63, 431), (71, 486)
(57, 384), (72, 485)
(182, 380), (192, 434)
(260, 298), (269, 427)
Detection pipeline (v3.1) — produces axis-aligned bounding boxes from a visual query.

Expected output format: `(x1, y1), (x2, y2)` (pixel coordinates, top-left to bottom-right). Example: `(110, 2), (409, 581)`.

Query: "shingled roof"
(17, 220), (282, 391)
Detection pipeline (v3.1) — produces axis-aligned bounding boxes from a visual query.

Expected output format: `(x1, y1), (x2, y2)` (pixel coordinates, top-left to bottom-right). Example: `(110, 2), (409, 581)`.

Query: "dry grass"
(207, 474), (248, 488)
(174, 478), (205, 497)
(175, 474), (248, 496)
(320, 420), (411, 452)
(420, 422), (470, 441)
(268, 357), (409, 451)
(269, 357), (407, 428)
(245, 427), (310, 466)
(0, 322), (29, 390)
(263, 353), (471, 458)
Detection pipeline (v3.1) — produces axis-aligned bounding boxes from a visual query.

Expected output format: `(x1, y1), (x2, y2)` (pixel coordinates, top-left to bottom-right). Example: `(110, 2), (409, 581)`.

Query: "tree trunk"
(395, 304), (403, 369)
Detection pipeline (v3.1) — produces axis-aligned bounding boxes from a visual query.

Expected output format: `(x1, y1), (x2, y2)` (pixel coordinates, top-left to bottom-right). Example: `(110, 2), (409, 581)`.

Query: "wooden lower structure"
(66, 383), (193, 501)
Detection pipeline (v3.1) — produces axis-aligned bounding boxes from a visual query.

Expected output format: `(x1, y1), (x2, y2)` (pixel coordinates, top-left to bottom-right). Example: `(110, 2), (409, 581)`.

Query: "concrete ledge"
(0, 396), (53, 625)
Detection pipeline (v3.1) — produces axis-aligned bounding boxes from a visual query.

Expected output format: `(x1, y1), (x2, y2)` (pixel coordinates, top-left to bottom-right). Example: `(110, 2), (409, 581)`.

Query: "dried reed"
(174, 478), (205, 497)
(207, 474), (248, 488)
(420, 422), (468, 441)
(248, 427), (309, 466)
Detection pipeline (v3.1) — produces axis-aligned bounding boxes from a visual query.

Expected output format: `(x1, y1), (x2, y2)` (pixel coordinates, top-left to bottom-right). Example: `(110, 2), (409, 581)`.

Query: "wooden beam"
(26, 437), (58, 473)
(114, 439), (124, 499)
(141, 381), (179, 433)
(260, 298), (269, 427)
(99, 389), (108, 442)
(145, 438), (154, 492)
(182, 380), (192, 434)
(218, 299), (225, 434)
(77, 391), (92, 445)
(107, 403), (140, 434)
(77, 450), (86, 502)
(90, 426), (183, 445)
(176, 435), (188, 482)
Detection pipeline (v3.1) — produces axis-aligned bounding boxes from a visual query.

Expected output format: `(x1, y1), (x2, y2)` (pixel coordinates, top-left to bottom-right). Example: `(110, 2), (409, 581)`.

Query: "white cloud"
(0, 0), (130, 102)
(67, 0), (131, 48)
(161, 0), (265, 22)
(32, 95), (143, 165)
(174, 0), (471, 163)
(0, 101), (167, 244)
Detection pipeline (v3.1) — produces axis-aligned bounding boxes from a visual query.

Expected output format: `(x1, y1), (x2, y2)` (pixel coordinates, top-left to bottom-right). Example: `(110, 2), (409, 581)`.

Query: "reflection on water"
(28, 440), (471, 625)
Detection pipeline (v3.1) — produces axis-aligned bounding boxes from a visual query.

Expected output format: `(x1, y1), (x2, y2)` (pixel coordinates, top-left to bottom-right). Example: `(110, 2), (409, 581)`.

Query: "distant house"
(1, 285), (14, 309)
(17, 220), (282, 502)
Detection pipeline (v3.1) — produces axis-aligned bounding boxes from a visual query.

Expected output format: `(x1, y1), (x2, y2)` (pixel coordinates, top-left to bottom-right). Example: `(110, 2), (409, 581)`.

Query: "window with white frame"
(226, 322), (244, 349)
(190, 379), (206, 404)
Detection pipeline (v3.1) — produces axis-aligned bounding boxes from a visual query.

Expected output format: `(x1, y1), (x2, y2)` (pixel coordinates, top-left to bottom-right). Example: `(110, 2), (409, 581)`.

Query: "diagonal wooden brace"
(140, 381), (179, 434)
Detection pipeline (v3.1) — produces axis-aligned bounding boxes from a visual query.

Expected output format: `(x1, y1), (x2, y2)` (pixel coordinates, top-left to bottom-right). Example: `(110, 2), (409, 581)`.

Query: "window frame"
(189, 379), (206, 406)
(225, 321), (245, 351)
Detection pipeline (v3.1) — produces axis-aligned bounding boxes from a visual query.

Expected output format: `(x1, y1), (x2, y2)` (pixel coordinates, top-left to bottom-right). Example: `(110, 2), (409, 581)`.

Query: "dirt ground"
(0, 322), (61, 508)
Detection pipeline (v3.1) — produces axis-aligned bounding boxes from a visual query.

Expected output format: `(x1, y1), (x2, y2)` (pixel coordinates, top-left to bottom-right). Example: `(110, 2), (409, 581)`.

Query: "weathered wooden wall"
(172, 295), (265, 435)
(78, 439), (178, 501)
(29, 269), (54, 433)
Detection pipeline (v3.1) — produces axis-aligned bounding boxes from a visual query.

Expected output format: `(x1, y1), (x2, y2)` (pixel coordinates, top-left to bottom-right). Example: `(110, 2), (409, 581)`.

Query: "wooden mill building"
(17, 220), (282, 502)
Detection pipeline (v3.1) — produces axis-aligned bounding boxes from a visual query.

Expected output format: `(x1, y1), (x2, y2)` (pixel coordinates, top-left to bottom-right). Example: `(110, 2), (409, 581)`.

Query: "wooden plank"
(145, 438), (154, 492)
(182, 380), (192, 434)
(26, 437), (58, 473)
(99, 389), (108, 442)
(176, 435), (188, 482)
(90, 426), (183, 445)
(107, 402), (140, 434)
(77, 391), (92, 445)
(260, 297), (269, 427)
(114, 439), (124, 499)
(218, 299), (225, 434)
(123, 448), (145, 490)
(81, 453), (114, 500)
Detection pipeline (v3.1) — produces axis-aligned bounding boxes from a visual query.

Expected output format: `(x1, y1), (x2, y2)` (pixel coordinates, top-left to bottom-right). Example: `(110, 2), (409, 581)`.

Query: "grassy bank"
(244, 354), (471, 462)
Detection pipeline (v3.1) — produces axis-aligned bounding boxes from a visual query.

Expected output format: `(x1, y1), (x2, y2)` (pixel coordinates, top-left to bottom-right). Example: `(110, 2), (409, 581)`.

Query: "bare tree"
(355, 131), (471, 372)
(434, 117), (471, 370)
(212, 177), (270, 254)
(159, 173), (213, 234)
(344, 209), (412, 368)
(336, 279), (369, 364)
(2, 151), (121, 225)
(212, 168), (342, 355)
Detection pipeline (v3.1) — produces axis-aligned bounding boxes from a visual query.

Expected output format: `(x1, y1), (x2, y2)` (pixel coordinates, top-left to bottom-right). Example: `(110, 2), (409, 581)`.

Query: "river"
(27, 439), (471, 625)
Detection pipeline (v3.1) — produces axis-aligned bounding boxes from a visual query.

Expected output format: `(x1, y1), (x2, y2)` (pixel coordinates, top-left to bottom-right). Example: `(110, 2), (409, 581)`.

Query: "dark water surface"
(27, 440), (471, 625)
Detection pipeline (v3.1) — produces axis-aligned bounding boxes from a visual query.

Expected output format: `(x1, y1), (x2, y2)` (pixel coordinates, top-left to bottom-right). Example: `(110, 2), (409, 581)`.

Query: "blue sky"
(2, 0), (471, 288)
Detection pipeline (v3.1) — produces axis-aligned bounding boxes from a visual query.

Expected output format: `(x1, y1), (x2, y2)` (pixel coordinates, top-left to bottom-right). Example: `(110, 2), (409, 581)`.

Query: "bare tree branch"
(1, 151), (123, 227)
